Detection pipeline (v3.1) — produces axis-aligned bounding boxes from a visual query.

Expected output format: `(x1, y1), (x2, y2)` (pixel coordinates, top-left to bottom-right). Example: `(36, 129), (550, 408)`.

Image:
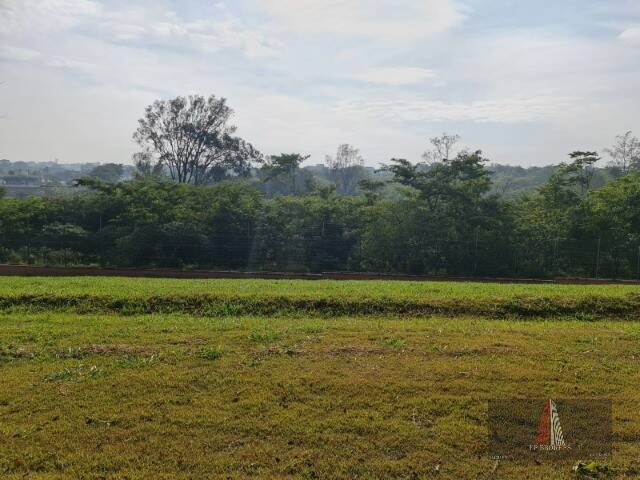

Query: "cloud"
(335, 96), (580, 124)
(0, 45), (42, 61)
(257, 0), (465, 41)
(0, 0), (101, 35)
(98, 10), (281, 58)
(1, 0), (639, 169)
(44, 56), (97, 73)
(619, 26), (640, 43)
(0, 44), (96, 73)
(0, 0), (279, 59)
(352, 67), (435, 86)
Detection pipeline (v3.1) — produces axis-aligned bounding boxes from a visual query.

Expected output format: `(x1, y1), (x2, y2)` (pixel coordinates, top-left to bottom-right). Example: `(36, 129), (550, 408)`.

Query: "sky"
(0, 0), (639, 167)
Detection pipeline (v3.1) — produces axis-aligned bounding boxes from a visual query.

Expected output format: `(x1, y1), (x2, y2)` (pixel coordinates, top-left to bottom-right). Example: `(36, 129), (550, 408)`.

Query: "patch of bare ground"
(0, 347), (35, 359)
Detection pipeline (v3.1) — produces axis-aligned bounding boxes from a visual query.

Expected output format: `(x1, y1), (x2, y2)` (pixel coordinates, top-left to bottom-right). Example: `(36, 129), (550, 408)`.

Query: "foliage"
(573, 461), (613, 478)
(133, 95), (262, 184)
(259, 153), (311, 196)
(1, 137), (640, 278)
(87, 163), (124, 183)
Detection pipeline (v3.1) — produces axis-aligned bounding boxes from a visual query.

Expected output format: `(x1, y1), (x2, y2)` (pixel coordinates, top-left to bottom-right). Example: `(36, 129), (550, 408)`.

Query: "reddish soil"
(1, 264), (638, 285)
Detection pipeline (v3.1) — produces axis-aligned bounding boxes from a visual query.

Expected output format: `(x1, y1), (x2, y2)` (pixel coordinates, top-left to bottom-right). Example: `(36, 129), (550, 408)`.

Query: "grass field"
(1, 276), (639, 319)
(1, 277), (639, 478)
(3, 276), (640, 299)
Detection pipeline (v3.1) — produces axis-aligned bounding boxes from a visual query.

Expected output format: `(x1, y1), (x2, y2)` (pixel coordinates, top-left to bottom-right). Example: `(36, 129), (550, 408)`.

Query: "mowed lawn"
(2, 276), (639, 300)
(2, 276), (639, 320)
(2, 308), (640, 479)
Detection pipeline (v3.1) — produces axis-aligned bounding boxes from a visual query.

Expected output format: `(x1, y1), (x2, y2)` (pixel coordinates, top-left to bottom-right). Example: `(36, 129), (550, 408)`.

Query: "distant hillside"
(488, 164), (618, 198)
(0, 160), (134, 198)
(0, 159), (619, 199)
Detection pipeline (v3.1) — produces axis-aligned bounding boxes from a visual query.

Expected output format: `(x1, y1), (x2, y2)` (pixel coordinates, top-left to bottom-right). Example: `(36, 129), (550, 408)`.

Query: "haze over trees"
(1, 94), (639, 279)
(325, 144), (366, 195)
(605, 131), (640, 175)
(260, 153), (310, 196)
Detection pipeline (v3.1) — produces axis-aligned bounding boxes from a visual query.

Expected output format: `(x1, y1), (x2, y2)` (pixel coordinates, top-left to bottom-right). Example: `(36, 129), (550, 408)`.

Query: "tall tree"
(538, 151), (601, 204)
(133, 95), (262, 185)
(325, 144), (365, 195)
(358, 179), (386, 205)
(382, 151), (502, 275)
(261, 153), (309, 195)
(385, 150), (492, 211)
(422, 133), (461, 163)
(604, 131), (640, 176)
(133, 152), (165, 179)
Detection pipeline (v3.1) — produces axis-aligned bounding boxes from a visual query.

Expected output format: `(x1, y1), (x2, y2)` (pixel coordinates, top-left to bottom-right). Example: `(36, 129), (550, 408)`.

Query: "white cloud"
(619, 26), (640, 43)
(353, 67), (435, 86)
(0, 0), (279, 59)
(0, 44), (96, 73)
(94, 6), (281, 59)
(1, 1), (639, 168)
(257, 0), (465, 41)
(335, 96), (580, 124)
(231, 92), (424, 164)
(44, 56), (97, 73)
(0, 45), (42, 61)
(0, 0), (101, 35)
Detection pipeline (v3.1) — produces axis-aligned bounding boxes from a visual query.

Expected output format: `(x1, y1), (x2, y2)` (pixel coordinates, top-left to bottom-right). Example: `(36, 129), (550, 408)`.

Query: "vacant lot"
(0, 277), (639, 479)
(1, 276), (639, 319)
(3, 276), (639, 299)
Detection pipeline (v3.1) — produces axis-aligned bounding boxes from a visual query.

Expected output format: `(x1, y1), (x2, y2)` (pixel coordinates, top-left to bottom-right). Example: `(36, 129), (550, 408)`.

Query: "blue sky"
(0, 0), (639, 166)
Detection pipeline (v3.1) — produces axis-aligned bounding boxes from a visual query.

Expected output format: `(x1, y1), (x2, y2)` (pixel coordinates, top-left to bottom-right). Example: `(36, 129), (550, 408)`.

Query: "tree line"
(0, 94), (639, 279)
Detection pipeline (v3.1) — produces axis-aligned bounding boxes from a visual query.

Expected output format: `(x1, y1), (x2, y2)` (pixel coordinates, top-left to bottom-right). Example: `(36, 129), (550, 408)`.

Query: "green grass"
(1, 312), (640, 479)
(2, 276), (639, 299)
(1, 276), (639, 478)
(0, 276), (639, 318)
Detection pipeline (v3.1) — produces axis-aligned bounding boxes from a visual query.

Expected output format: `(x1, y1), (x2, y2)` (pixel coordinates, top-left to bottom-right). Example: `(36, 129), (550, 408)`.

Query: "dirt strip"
(1, 264), (639, 285)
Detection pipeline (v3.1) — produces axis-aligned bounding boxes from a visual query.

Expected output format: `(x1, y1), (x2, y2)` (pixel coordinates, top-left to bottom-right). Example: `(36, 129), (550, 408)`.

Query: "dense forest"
(1, 95), (639, 279)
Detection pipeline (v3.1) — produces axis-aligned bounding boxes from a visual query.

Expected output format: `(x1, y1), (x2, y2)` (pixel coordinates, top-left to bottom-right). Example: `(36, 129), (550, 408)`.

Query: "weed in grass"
(13, 333), (39, 343)
(45, 364), (103, 382)
(210, 318), (242, 332)
(381, 336), (407, 349)
(248, 327), (282, 343)
(577, 337), (602, 345)
(431, 343), (449, 353)
(573, 461), (614, 478)
(294, 322), (326, 335)
(198, 347), (223, 361)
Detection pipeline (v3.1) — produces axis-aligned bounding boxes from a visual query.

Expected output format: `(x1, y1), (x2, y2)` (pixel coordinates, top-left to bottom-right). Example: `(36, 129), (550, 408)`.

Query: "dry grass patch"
(0, 313), (639, 478)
